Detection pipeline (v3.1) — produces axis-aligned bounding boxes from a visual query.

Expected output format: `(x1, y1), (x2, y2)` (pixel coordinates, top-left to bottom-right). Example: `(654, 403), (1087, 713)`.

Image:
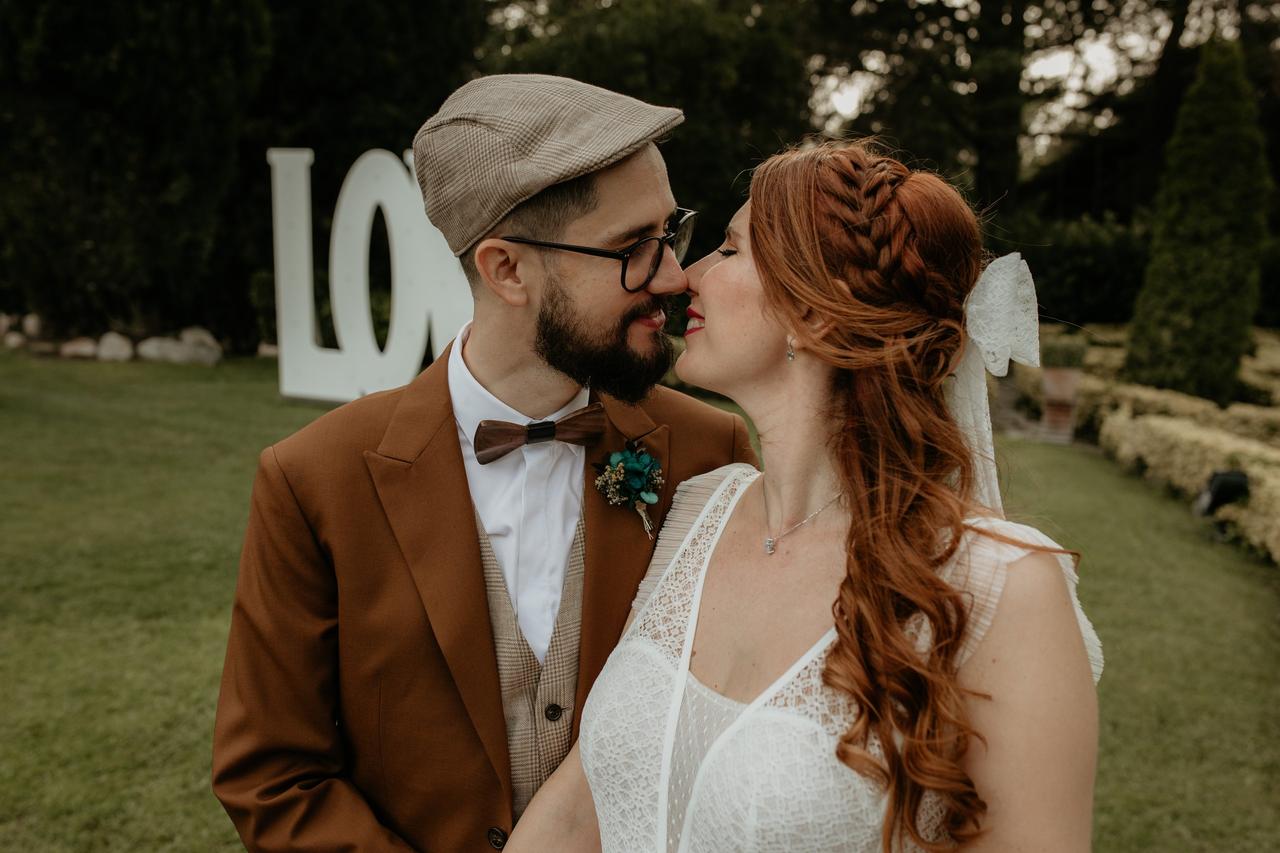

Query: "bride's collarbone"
(689, 520), (846, 702)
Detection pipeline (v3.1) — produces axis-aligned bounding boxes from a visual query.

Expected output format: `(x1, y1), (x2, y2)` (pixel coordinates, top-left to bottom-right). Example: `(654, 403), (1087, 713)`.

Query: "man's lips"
(685, 306), (705, 336)
(632, 307), (666, 329)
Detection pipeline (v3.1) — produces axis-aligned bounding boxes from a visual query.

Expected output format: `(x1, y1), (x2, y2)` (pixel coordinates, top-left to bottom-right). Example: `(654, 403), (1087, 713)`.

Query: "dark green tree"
(1241, 2), (1280, 326)
(0, 1), (487, 346)
(808, 0), (1142, 215)
(213, 0), (488, 351)
(1020, 0), (1197, 222)
(1012, 1), (1280, 326)
(0, 1), (270, 337)
(1123, 38), (1272, 402)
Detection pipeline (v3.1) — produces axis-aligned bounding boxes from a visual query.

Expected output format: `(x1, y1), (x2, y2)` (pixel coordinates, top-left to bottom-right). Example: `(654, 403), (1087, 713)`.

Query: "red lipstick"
(685, 306), (705, 336)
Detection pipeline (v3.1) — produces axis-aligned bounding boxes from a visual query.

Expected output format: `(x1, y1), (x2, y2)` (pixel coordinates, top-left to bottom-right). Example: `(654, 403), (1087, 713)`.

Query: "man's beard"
(534, 276), (674, 404)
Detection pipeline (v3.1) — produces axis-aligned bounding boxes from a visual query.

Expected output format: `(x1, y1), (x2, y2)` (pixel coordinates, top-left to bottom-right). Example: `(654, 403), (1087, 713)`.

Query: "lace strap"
(943, 518), (1104, 683)
(630, 464), (753, 614)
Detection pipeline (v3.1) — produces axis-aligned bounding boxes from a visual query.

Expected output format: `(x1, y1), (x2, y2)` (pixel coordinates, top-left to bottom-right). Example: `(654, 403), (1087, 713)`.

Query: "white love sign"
(267, 148), (471, 403)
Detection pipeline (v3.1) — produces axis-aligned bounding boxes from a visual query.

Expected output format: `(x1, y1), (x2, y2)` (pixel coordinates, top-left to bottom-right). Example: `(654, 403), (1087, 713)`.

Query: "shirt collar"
(448, 322), (591, 448)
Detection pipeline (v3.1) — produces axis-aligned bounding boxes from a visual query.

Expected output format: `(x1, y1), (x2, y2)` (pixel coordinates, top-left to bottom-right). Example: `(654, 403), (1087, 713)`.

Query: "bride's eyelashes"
(716, 248), (737, 257)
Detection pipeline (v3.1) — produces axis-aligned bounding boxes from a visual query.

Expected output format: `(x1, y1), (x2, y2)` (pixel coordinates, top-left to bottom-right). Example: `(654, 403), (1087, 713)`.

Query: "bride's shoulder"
(628, 464), (759, 620)
(953, 516), (1070, 567)
(669, 462), (759, 508)
(650, 464), (757, 560)
(941, 516), (1103, 683)
(940, 516), (1074, 605)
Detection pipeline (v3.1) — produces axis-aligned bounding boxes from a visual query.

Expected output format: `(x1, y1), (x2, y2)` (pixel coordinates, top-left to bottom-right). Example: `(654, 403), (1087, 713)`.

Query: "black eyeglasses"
(500, 208), (698, 293)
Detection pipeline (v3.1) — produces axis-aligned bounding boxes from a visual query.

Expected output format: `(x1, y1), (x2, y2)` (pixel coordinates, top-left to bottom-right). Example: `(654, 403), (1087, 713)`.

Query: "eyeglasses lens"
(624, 238), (663, 292)
(672, 213), (696, 264)
(621, 211), (697, 292)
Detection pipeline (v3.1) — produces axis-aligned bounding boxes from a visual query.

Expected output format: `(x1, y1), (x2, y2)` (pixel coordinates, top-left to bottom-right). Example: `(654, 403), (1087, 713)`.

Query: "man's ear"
(473, 237), (531, 308)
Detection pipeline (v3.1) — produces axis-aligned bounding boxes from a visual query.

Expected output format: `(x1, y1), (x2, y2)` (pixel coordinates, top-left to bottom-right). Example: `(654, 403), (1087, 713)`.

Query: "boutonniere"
(593, 440), (664, 539)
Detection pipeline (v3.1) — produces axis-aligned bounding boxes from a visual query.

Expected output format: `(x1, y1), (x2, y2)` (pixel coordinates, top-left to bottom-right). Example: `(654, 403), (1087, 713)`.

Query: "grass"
(0, 354), (320, 851)
(997, 442), (1280, 851)
(1, 351), (1277, 851)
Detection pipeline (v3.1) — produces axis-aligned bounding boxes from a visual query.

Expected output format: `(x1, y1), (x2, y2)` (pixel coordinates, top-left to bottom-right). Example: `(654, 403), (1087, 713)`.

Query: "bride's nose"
(682, 252), (717, 295)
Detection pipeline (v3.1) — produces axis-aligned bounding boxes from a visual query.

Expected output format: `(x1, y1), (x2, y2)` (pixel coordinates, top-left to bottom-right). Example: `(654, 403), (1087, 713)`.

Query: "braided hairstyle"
(748, 140), (990, 850)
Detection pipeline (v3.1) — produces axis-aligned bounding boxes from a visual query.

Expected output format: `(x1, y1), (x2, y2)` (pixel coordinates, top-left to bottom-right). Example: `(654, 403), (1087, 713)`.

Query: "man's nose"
(644, 244), (689, 296)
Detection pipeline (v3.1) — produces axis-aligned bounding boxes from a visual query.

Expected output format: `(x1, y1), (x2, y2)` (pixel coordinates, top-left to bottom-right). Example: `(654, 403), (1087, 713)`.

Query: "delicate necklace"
(761, 482), (842, 555)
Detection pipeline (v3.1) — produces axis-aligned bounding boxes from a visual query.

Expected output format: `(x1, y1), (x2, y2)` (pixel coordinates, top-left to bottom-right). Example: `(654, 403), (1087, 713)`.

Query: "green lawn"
(1, 352), (1277, 851)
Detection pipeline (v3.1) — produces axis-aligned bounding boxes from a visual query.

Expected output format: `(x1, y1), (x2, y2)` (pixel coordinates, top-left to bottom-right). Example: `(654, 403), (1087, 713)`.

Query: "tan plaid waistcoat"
(477, 516), (585, 820)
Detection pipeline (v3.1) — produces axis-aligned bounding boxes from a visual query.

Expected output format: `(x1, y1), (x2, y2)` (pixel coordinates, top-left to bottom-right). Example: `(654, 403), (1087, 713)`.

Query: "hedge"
(1099, 409), (1280, 563)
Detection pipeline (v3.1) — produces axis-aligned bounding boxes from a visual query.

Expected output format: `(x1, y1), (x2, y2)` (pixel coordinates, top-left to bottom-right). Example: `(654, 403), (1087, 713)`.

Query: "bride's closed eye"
(716, 248), (737, 257)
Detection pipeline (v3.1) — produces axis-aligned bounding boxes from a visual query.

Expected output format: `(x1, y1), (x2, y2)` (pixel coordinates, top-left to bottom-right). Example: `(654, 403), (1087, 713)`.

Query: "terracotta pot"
(1040, 367), (1082, 443)
(1041, 366), (1082, 402)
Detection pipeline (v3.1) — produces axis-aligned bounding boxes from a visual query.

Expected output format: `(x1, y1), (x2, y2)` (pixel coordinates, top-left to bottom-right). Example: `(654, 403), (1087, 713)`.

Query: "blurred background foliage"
(1123, 37), (1271, 403)
(0, 0), (1277, 353)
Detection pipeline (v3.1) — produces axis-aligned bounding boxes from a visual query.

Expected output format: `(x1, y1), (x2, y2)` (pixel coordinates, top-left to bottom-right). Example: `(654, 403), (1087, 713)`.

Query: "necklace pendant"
(764, 537), (776, 555)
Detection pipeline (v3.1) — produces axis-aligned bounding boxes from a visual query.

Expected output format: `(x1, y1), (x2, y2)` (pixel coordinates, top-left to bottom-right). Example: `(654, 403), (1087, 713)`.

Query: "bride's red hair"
(749, 139), (1000, 850)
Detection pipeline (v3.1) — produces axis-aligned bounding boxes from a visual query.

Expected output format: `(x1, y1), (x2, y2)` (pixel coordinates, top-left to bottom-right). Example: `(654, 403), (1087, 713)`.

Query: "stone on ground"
(97, 332), (134, 362)
(59, 337), (98, 359)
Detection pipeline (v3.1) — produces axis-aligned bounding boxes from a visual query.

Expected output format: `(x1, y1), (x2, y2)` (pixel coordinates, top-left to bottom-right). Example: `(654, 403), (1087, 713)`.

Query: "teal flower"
(594, 441), (665, 538)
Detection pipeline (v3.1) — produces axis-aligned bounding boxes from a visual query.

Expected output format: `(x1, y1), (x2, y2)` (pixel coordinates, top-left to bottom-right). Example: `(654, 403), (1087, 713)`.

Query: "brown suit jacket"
(212, 347), (756, 852)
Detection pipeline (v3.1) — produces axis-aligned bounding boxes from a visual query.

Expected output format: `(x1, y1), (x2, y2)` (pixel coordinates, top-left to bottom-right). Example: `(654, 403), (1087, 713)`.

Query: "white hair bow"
(943, 253), (1041, 514)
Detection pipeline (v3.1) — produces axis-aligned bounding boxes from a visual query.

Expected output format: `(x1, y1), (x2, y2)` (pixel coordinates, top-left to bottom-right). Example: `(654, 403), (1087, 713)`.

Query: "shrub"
(1041, 335), (1088, 369)
(1216, 473), (1280, 565)
(1085, 383), (1280, 447)
(1083, 346), (1126, 379)
(1099, 409), (1280, 563)
(1124, 40), (1273, 404)
(1239, 328), (1280, 404)
(1013, 355), (1280, 448)
(995, 211), (1148, 326)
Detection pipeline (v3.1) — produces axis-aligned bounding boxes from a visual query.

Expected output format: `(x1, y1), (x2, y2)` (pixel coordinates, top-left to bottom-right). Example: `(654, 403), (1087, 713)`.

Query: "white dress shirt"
(448, 324), (590, 663)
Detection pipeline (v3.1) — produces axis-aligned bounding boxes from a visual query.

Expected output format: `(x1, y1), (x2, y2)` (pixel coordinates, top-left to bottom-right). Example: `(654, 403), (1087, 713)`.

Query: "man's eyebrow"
(602, 207), (679, 247)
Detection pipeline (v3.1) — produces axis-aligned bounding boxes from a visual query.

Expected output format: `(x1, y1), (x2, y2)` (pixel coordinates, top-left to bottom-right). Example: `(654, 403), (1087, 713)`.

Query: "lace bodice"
(578, 463), (1104, 853)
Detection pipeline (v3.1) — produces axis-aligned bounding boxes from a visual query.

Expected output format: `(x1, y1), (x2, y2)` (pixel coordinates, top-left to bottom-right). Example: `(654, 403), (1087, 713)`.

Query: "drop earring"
(786, 338), (796, 362)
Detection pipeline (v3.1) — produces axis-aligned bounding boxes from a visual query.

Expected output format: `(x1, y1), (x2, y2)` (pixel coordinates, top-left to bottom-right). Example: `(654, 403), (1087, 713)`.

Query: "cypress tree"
(1123, 39), (1272, 403)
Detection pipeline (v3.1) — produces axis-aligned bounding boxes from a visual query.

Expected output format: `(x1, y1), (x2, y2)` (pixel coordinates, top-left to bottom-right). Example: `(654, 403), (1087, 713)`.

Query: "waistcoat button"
(544, 703), (564, 722)
(487, 826), (508, 849)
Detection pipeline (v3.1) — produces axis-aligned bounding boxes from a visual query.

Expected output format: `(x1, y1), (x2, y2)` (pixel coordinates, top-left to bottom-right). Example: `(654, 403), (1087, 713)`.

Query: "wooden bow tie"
(472, 402), (606, 465)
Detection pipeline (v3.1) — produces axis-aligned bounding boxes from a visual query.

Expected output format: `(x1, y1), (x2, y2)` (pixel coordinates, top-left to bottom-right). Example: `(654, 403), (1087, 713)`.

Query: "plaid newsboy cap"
(413, 74), (684, 256)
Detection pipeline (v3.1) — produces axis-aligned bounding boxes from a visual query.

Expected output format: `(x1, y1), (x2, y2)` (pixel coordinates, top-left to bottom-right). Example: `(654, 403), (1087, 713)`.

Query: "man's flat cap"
(413, 74), (684, 256)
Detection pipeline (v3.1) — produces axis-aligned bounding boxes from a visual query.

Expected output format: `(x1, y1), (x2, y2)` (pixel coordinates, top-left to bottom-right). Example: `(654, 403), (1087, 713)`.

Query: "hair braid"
(748, 140), (1002, 851)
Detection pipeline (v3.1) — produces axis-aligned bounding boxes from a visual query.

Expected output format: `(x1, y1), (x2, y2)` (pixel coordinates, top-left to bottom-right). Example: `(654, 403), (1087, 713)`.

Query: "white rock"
(97, 331), (134, 362)
(256, 341), (279, 358)
(4, 331), (25, 350)
(138, 333), (221, 366)
(179, 326), (218, 348)
(137, 336), (182, 362)
(59, 337), (98, 359)
(0, 314), (10, 336)
(21, 313), (41, 338)
(178, 326), (222, 366)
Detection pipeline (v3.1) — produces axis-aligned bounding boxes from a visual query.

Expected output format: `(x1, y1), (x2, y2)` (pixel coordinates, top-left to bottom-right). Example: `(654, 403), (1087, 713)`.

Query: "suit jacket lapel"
(363, 344), (513, 815)
(573, 392), (671, 739)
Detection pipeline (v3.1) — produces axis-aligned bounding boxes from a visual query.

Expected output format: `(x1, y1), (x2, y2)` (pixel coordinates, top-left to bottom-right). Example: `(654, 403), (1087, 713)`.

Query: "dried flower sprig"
(593, 441), (664, 538)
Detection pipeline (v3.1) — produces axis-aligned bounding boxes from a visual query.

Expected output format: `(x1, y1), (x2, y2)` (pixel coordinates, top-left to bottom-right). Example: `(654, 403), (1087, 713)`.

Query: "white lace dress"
(578, 463), (1104, 853)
